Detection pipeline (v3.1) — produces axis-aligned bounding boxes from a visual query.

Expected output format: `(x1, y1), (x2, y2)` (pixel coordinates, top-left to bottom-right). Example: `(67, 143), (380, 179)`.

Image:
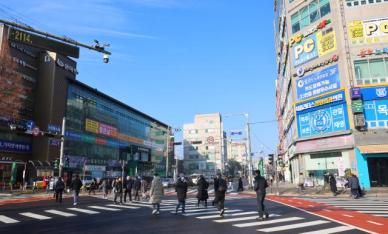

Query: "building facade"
(183, 113), (226, 177)
(0, 23), (172, 187)
(274, 0), (388, 189)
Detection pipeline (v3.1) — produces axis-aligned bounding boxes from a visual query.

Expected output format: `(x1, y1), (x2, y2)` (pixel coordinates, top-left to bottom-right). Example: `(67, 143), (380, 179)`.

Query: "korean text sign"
(364, 99), (388, 128)
(296, 90), (349, 138)
(296, 64), (340, 101)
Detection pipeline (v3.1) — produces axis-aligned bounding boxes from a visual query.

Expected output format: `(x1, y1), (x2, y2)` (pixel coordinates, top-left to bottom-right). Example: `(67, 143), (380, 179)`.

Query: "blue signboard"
(297, 103), (349, 138)
(364, 99), (388, 128)
(361, 86), (388, 101)
(296, 64), (340, 101)
(296, 90), (346, 113)
(0, 140), (32, 153)
(293, 34), (318, 67)
(48, 124), (61, 134)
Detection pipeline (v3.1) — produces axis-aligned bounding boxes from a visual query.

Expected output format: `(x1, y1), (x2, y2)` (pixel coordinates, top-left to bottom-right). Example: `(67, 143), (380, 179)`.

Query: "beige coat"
(150, 176), (164, 204)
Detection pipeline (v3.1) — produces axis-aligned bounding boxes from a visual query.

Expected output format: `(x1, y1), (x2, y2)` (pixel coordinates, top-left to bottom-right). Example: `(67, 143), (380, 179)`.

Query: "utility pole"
(59, 117), (66, 177)
(165, 127), (171, 177)
(245, 114), (253, 189)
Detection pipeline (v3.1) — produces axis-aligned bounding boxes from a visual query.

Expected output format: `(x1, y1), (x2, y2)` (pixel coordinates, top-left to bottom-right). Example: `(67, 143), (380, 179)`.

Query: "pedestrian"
(323, 172), (330, 192)
(212, 176), (217, 206)
(214, 173), (227, 216)
(175, 174), (188, 214)
(114, 177), (123, 204)
(238, 177), (244, 192)
(101, 179), (108, 199)
(141, 178), (149, 200)
(55, 177), (65, 203)
(329, 174), (338, 196)
(134, 176), (141, 201)
(150, 173), (164, 215)
(196, 175), (209, 207)
(124, 176), (133, 203)
(348, 174), (360, 199)
(70, 174), (83, 206)
(254, 170), (269, 221)
(89, 178), (97, 195)
(298, 172), (305, 191)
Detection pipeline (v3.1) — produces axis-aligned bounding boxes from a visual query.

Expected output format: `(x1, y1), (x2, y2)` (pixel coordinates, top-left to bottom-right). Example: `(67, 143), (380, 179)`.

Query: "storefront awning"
(358, 144), (388, 154)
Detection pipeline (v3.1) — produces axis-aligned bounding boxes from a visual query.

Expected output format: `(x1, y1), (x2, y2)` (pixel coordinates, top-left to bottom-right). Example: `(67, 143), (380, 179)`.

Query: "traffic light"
(268, 154), (274, 165)
(54, 159), (59, 169)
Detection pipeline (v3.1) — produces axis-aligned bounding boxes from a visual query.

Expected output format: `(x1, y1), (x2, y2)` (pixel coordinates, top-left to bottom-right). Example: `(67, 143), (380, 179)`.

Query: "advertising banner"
(360, 86), (388, 101)
(317, 30), (337, 57)
(297, 103), (349, 138)
(293, 34), (318, 67)
(85, 118), (99, 134)
(0, 140), (32, 153)
(364, 99), (388, 128)
(296, 90), (345, 112)
(296, 64), (340, 101)
(348, 18), (388, 45)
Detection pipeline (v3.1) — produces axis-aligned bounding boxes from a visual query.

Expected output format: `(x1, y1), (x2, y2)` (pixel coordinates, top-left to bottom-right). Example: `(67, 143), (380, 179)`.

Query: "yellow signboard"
(85, 118), (99, 134)
(317, 30), (337, 57)
(348, 18), (388, 45)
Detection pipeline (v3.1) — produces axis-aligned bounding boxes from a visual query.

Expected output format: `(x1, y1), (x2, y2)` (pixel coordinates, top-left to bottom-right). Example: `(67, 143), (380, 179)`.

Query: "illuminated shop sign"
(296, 90), (346, 112)
(364, 99), (388, 128)
(296, 64), (340, 101)
(348, 18), (388, 45)
(85, 118), (118, 137)
(293, 34), (319, 67)
(293, 55), (339, 77)
(0, 140), (31, 153)
(360, 86), (388, 101)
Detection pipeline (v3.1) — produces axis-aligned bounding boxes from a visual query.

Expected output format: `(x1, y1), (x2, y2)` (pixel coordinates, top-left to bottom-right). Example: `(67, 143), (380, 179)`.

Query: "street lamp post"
(59, 117), (66, 177)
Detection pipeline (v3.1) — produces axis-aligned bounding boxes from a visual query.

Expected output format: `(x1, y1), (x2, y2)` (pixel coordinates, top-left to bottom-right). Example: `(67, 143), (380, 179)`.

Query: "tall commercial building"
(274, 0), (388, 189)
(0, 23), (171, 186)
(183, 113), (226, 177)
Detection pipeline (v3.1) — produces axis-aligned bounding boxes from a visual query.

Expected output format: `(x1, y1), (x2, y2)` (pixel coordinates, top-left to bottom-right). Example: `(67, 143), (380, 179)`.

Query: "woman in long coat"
(329, 174), (337, 196)
(150, 174), (164, 215)
(196, 175), (209, 207)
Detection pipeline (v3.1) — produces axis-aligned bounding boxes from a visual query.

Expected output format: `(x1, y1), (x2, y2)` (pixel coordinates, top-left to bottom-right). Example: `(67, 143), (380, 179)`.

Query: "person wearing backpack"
(214, 173), (227, 216)
(254, 170), (269, 221)
(54, 177), (65, 203)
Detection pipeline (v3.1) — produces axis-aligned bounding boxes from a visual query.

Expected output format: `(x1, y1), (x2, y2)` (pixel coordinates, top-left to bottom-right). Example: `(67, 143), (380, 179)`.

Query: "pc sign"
(293, 34), (318, 67)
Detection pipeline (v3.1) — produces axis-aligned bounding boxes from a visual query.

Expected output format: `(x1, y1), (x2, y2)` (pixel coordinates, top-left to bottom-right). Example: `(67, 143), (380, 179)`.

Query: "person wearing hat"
(214, 173), (227, 216)
(254, 170), (269, 221)
(175, 173), (188, 214)
(150, 173), (164, 215)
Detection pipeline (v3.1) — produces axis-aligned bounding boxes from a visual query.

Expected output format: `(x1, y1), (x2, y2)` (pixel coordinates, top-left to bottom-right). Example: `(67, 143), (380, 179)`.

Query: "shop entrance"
(368, 157), (388, 187)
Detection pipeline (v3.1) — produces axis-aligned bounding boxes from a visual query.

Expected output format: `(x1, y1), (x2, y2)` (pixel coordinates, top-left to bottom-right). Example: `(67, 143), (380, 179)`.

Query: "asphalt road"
(0, 194), (367, 234)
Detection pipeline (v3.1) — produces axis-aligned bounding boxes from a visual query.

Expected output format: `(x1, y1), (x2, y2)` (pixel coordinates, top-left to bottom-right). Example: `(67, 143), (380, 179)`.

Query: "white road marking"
(196, 211), (257, 219)
(367, 221), (383, 226)
(19, 212), (51, 220)
(0, 215), (19, 224)
(322, 209), (332, 212)
(214, 216), (259, 223)
(233, 217), (303, 228)
(257, 220), (330, 232)
(299, 226), (355, 234)
(68, 208), (100, 214)
(342, 214), (354, 218)
(183, 210), (242, 216)
(359, 211), (388, 214)
(127, 203), (153, 208)
(88, 206), (121, 211)
(107, 204), (140, 209)
(45, 210), (76, 217)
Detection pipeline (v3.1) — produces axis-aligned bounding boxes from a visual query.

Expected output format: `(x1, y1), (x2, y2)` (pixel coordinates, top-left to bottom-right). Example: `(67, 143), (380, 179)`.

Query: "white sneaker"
(152, 210), (157, 215)
(156, 211), (160, 215)
(73, 203), (77, 206)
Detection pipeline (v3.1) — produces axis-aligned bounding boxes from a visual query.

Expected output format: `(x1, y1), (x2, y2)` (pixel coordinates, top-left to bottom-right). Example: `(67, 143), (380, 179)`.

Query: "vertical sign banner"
(293, 34), (318, 67)
(317, 30), (337, 57)
(85, 118), (99, 134)
(296, 64), (340, 101)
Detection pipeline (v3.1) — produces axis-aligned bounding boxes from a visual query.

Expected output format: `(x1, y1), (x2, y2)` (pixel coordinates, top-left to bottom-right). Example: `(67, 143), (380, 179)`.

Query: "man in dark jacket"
(348, 174), (360, 199)
(55, 177), (65, 203)
(124, 176), (133, 203)
(329, 174), (337, 196)
(134, 176), (141, 201)
(196, 175), (209, 207)
(214, 173), (227, 216)
(238, 177), (244, 192)
(175, 174), (188, 214)
(70, 174), (83, 206)
(254, 170), (269, 220)
(114, 177), (123, 204)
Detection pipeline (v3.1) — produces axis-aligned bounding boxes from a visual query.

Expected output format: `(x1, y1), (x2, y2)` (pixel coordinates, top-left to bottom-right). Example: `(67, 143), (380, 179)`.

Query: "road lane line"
(68, 208), (100, 214)
(323, 209), (332, 212)
(342, 214), (354, 218)
(45, 210), (76, 217)
(107, 204), (140, 209)
(0, 215), (19, 224)
(19, 212), (51, 220)
(257, 220), (330, 232)
(299, 226), (355, 234)
(233, 217), (303, 228)
(367, 221), (383, 226)
(196, 211), (257, 219)
(88, 206), (121, 211)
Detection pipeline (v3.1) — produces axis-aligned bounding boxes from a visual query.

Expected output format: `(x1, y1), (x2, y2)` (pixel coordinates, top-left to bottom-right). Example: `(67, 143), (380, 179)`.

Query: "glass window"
(300, 16), (310, 28)
(291, 12), (300, 25)
(320, 0), (329, 6)
(369, 59), (387, 78)
(361, 0), (366, 4)
(376, 0), (381, 2)
(354, 1), (359, 5)
(368, 0), (374, 3)
(310, 10), (320, 23)
(346, 2), (352, 6)
(320, 3), (331, 17)
(354, 60), (370, 80)
(300, 6), (309, 19)
(309, 0), (318, 11)
(292, 22), (300, 33)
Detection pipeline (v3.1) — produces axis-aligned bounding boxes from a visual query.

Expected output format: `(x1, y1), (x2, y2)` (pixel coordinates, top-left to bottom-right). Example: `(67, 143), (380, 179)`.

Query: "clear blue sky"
(1, 0), (277, 157)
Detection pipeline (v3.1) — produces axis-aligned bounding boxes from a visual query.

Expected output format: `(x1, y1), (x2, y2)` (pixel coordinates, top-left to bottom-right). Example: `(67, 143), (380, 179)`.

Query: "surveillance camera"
(103, 54), (109, 63)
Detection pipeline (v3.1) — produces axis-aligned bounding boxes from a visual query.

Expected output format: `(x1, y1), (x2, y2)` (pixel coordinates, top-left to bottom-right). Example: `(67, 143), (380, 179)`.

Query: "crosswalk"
(303, 197), (388, 218)
(0, 196), (359, 233)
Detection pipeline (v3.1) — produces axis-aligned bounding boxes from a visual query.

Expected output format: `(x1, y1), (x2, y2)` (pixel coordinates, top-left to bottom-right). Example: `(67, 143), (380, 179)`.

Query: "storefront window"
(369, 59), (387, 78)
(354, 58), (388, 85)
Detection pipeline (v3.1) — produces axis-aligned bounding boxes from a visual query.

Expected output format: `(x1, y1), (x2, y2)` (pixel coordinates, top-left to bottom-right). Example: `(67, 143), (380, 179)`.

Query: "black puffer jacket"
(175, 178), (188, 202)
(196, 177), (209, 200)
(253, 175), (268, 194)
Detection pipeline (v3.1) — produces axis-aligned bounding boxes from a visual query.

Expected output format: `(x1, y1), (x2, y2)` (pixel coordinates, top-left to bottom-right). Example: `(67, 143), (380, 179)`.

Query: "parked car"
(81, 176), (94, 189)
(161, 177), (174, 188)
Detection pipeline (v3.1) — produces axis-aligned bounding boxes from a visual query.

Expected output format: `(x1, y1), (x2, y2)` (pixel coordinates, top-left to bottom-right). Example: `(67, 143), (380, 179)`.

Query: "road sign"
(32, 127), (40, 136)
(207, 136), (215, 144)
